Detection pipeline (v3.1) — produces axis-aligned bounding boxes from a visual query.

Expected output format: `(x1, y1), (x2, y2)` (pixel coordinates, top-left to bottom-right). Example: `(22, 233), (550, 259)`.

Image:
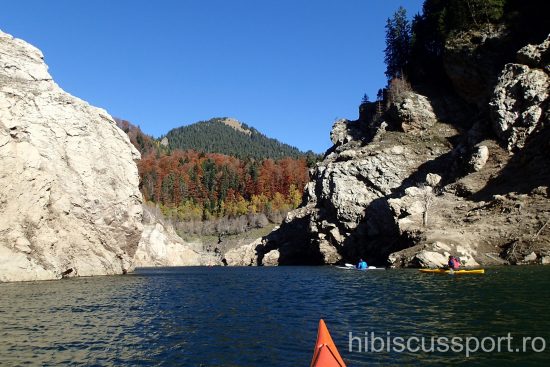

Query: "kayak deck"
(419, 268), (485, 274)
(310, 319), (347, 367)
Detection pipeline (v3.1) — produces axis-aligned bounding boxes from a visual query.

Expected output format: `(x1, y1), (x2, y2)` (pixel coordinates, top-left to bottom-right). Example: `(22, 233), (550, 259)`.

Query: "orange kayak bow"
(310, 319), (347, 367)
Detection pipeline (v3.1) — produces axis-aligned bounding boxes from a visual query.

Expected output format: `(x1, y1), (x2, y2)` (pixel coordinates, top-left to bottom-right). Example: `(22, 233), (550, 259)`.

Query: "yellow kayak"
(419, 269), (485, 274)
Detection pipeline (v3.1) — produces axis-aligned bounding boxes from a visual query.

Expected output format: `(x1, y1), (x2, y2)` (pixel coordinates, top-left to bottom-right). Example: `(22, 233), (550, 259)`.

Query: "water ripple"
(0, 266), (549, 366)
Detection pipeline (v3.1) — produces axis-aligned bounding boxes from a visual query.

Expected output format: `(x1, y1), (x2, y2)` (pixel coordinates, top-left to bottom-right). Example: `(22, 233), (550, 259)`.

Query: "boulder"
(262, 250), (280, 266)
(330, 119), (362, 146)
(388, 241), (480, 268)
(522, 251), (538, 263)
(414, 251), (448, 268)
(426, 173), (442, 187)
(0, 30), (142, 282)
(516, 34), (550, 69)
(468, 145), (489, 172)
(393, 92), (437, 133)
(223, 239), (260, 266)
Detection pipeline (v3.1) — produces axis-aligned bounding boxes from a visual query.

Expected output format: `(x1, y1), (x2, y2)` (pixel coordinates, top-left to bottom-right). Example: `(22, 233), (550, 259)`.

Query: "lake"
(1, 266), (549, 366)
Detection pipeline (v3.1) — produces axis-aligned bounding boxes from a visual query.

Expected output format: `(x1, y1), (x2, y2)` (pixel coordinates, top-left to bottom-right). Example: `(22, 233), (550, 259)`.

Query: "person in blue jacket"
(356, 259), (368, 270)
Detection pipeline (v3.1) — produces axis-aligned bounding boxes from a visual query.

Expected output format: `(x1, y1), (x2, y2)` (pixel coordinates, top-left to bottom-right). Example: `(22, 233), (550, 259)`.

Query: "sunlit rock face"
(0, 30), (143, 282)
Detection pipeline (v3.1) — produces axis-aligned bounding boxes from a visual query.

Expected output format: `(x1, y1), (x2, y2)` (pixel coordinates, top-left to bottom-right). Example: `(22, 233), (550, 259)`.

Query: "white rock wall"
(0, 30), (143, 282)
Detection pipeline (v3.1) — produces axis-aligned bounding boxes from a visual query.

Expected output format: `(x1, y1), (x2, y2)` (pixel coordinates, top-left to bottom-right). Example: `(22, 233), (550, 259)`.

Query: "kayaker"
(357, 259), (368, 270)
(448, 255), (460, 270)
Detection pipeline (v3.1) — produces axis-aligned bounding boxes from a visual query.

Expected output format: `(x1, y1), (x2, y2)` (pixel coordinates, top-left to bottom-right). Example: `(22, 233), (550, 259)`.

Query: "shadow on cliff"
(333, 146), (464, 266)
(256, 212), (325, 265)
(471, 125), (550, 200)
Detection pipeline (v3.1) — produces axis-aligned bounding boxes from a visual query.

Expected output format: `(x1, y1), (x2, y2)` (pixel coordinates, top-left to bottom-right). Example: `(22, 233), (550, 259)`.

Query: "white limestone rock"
(223, 239), (261, 266)
(330, 119), (361, 146)
(490, 62), (549, 151)
(414, 251), (448, 268)
(388, 241), (480, 268)
(262, 250), (280, 266)
(516, 34), (550, 69)
(394, 92), (437, 133)
(426, 173), (442, 187)
(0, 30), (143, 282)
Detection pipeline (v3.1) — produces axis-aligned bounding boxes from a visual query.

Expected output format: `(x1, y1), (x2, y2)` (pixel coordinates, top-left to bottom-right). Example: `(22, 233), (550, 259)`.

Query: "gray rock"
(330, 119), (361, 146)
(443, 25), (508, 107)
(516, 34), (550, 69)
(426, 173), (442, 187)
(388, 241), (480, 268)
(0, 30), (143, 282)
(469, 145), (489, 172)
(394, 92), (437, 133)
(490, 63), (549, 151)
(262, 250), (280, 266)
(522, 251), (538, 263)
(223, 239), (260, 266)
(414, 250), (448, 268)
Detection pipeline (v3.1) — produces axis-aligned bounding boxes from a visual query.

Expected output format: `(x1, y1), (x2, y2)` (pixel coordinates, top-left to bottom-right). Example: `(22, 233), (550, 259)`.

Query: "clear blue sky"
(1, 0), (423, 153)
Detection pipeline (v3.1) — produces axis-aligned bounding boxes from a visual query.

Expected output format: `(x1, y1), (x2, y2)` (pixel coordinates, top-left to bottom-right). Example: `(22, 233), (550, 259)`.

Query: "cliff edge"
(231, 30), (550, 268)
(0, 30), (143, 282)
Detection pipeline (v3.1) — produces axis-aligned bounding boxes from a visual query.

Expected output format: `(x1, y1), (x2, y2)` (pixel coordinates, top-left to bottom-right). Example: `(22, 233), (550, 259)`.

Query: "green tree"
(384, 6), (411, 80)
(161, 173), (175, 204)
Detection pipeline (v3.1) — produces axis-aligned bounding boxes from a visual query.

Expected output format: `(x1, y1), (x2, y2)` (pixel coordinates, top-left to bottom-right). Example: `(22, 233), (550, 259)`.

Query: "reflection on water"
(0, 266), (549, 366)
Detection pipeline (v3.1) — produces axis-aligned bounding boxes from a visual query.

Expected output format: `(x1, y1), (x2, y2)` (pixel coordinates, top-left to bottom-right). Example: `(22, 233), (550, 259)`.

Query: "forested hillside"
(115, 118), (312, 225)
(164, 117), (312, 160)
(139, 151), (308, 221)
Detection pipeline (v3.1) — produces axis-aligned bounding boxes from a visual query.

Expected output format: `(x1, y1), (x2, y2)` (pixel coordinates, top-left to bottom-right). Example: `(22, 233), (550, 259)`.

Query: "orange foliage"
(137, 150), (309, 219)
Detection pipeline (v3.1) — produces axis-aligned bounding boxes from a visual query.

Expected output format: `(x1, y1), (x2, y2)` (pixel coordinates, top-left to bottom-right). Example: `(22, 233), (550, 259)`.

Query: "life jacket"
(450, 257), (460, 269)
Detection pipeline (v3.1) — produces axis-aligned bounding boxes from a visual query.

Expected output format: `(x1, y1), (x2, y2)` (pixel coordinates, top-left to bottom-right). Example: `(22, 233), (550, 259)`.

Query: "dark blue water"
(1, 266), (549, 366)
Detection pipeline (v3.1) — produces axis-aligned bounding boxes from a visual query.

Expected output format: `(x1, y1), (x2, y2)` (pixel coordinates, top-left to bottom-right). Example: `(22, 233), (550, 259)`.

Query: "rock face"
(389, 241), (480, 268)
(516, 35), (550, 70)
(0, 30), (143, 282)
(133, 205), (220, 267)
(390, 92), (437, 133)
(223, 239), (261, 266)
(242, 32), (550, 268)
(443, 26), (510, 107)
(490, 35), (550, 151)
(330, 118), (363, 146)
(236, 118), (462, 266)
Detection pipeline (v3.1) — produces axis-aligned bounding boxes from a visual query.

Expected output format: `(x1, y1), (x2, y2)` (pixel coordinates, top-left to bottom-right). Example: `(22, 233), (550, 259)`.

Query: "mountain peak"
(216, 117), (251, 136)
(164, 117), (305, 159)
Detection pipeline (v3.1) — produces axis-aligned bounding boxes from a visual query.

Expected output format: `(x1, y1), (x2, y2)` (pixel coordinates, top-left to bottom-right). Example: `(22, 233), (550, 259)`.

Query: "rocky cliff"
(230, 30), (550, 268)
(0, 30), (143, 281)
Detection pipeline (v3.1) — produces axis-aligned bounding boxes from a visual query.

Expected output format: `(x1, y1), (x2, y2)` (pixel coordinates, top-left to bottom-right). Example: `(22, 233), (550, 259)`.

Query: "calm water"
(1, 266), (549, 366)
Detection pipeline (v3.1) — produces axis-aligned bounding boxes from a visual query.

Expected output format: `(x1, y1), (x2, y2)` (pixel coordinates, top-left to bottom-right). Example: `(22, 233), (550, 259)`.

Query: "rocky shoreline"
(1, 26), (549, 283)
(226, 30), (550, 268)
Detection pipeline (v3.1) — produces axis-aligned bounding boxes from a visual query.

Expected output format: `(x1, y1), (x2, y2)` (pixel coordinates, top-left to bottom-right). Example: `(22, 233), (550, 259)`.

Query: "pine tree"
(384, 6), (411, 80)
